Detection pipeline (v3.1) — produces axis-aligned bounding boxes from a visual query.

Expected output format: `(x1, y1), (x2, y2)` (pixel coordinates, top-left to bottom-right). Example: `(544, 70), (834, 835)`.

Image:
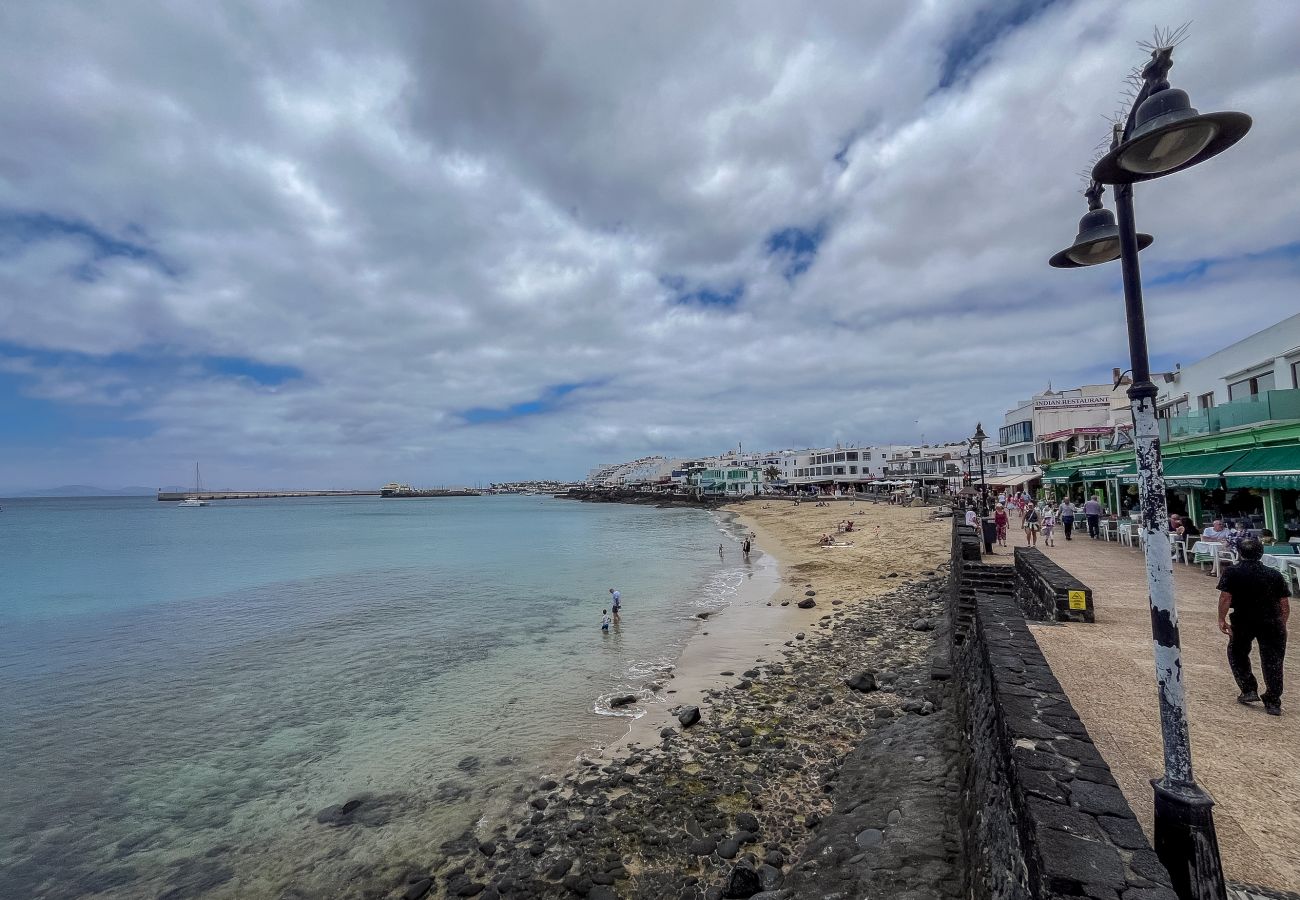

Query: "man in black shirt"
(1217, 538), (1291, 716)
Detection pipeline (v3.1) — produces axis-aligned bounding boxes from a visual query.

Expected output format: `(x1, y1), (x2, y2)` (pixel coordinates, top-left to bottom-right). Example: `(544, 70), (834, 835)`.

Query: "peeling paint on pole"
(1132, 391), (1195, 786)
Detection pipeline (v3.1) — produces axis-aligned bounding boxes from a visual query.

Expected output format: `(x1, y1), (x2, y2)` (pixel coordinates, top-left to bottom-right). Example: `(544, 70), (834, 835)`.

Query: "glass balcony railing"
(1159, 388), (1300, 441)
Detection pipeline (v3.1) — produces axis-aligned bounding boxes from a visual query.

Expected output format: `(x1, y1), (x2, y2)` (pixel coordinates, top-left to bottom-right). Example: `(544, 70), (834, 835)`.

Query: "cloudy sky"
(2, 0), (1297, 491)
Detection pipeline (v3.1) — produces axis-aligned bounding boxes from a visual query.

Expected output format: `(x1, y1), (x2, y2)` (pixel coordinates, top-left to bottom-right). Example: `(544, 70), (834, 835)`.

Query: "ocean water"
(0, 495), (749, 899)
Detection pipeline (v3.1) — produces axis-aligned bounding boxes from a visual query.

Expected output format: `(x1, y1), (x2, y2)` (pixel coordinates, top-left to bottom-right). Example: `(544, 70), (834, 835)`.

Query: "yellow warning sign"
(1068, 590), (1087, 610)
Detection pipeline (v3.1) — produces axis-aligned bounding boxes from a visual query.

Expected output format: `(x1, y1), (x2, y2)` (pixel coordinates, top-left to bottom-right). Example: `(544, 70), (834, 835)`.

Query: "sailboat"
(178, 464), (209, 507)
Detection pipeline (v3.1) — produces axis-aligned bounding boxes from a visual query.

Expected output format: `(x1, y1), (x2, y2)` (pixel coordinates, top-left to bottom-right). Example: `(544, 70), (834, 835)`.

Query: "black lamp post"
(1050, 38), (1250, 900)
(971, 423), (989, 513)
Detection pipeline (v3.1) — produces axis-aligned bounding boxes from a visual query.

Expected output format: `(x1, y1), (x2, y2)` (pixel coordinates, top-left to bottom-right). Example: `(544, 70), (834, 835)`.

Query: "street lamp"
(970, 423), (988, 512)
(1050, 37), (1250, 900)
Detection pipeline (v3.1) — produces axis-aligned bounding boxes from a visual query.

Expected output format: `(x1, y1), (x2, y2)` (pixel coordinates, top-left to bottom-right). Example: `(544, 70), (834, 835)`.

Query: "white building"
(999, 382), (1131, 472)
(1156, 312), (1300, 418)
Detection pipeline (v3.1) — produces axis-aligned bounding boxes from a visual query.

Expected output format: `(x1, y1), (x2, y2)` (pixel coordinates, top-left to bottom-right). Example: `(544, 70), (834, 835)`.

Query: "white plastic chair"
(1168, 534), (1187, 565)
(1263, 555), (1300, 596)
(1118, 522), (1133, 547)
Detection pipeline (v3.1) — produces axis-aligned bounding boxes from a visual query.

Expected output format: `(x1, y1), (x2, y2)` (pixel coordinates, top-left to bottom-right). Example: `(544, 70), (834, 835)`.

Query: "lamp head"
(972, 423), (987, 445)
(1050, 205), (1153, 268)
(1092, 45), (1251, 184)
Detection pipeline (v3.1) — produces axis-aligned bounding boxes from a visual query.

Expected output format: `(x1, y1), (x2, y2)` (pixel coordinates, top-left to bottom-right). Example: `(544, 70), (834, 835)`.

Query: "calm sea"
(0, 495), (747, 899)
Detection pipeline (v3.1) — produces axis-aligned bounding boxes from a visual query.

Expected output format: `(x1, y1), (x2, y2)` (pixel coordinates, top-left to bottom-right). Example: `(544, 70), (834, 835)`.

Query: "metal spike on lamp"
(1047, 35), (1251, 900)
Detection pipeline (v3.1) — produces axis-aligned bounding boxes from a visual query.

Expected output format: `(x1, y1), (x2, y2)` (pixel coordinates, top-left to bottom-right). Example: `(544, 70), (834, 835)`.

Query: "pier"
(156, 490), (379, 501)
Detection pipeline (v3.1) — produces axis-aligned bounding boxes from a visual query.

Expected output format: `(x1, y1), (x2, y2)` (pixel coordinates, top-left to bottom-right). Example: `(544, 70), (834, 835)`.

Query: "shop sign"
(1033, 396), (1112, 410)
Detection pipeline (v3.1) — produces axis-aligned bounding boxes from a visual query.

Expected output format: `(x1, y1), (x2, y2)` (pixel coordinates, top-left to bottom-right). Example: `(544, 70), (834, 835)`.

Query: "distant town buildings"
(581, 314), (1300, 531)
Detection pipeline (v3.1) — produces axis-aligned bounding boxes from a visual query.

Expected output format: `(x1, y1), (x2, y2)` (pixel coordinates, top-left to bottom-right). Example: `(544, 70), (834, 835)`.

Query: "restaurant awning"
(1161, 450), (1249, 490)
(1042, 467), (1079, 485)
(987, 470), (1040, 488)
(1076, 464), (1128, 480)
(1223, 446), (1300, 490)
(1113, 461), (1139, 485)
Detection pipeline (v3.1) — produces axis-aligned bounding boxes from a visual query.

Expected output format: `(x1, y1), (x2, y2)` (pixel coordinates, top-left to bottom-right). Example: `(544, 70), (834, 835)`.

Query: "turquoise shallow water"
(0, 495), (746, 898)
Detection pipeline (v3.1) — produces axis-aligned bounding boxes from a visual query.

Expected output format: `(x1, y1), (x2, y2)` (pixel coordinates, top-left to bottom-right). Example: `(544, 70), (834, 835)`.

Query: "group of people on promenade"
(963, 493), (1291, 717)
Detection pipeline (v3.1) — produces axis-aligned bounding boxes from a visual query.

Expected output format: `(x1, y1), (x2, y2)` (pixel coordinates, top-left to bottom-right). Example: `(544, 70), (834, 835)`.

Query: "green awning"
(1160, 450), (1249, 490)
(1042, 467), (1079, 485)
(1077, 464), (1127, 480)
(1223, 446), (1300, 490)
(1114, 461), (1139, 485)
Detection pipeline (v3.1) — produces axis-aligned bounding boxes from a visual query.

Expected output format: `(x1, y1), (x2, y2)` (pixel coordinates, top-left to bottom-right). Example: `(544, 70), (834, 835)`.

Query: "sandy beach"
(422, 498), (956, 899)
(610, 499), (952, 754)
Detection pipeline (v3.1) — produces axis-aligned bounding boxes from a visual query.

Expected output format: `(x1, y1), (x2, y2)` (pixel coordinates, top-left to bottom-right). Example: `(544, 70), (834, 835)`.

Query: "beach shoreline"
(425, 499), (955, 899)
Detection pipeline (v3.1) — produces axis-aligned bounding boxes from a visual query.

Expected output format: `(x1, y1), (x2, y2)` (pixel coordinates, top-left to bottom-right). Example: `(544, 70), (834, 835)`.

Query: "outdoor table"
(1189, 540), (1232, 576)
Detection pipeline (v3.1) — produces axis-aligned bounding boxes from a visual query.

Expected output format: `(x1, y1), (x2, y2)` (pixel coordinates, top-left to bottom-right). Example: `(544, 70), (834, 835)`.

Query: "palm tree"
(762, 466), (781, 482)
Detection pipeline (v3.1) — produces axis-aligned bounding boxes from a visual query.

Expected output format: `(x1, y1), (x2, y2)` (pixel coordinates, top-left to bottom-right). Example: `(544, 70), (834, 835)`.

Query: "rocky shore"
(403, 572), (963, 900)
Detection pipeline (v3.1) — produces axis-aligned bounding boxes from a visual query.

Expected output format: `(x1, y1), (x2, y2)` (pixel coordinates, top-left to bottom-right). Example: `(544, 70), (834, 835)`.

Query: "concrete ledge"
(1014, 547), (1095, 623)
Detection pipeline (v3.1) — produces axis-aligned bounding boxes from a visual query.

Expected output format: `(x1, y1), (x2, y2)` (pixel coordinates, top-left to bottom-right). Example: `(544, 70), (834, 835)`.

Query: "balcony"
(1159, 388), (1300, 441)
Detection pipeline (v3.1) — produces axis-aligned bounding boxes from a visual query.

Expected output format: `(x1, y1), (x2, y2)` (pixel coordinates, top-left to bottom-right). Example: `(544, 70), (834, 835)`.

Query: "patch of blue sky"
(659, 275), (745, 309)
(0, 370), (153, 443)
(0, 343), (304, 388)
(935, 0), (1065, 91)
(765, 224), (826, 281)
(1145, 241), (1300, 288)
(0, 210), (178, 278)
(459, 381), (597, 425)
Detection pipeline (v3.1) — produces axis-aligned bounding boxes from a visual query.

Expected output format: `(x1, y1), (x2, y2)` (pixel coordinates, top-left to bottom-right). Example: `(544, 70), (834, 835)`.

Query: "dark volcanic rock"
(844, 671), (878, 692)
(688, 837), (718, 856)
(796, 599), (816, 609)
(735, 812), (760, 833)
(722, 865), (763, 898)
(403, 877), (433, 900)
(456, 755), (482, 772)
(678, 706), (701, 728)
(609, 695), (637, 708)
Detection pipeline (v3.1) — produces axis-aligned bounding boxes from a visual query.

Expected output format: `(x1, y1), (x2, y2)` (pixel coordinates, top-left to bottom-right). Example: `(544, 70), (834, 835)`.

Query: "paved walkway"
(995, 529), (1299, 894)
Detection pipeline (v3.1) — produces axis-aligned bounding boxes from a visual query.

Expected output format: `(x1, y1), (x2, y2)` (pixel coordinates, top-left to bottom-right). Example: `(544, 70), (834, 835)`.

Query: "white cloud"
(0, 0), (1297, 489)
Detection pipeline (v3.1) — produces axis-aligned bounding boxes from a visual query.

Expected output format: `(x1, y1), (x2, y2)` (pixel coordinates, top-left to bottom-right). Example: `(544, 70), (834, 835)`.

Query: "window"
(1228, 373), (1275, 400)
(846, 451), (858, 461)
(1027, 453), (1036, 465)
(1198, 392), (1215, 410)
(834, 466), (846, 475)
(849, 466), (857, 474)
(835, 452), (845, 462)
(1292, 360), (1300, 389)
(999, 421), (1033, 445)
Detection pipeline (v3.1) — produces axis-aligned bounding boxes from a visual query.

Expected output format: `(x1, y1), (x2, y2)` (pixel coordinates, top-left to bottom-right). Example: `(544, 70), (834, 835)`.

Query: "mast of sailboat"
(194, 463), (205, 494)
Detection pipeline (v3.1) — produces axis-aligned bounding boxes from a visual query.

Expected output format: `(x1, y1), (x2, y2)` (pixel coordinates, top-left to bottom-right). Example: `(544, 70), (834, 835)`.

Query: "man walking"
(609, 587), (622, 623)
(1083, 494), (1103, 539)
(1217, 538), (1290, 716)
(1059, 498), (1076, 541)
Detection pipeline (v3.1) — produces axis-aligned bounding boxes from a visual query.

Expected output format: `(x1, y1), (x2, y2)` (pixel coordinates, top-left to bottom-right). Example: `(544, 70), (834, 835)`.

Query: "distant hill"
(13, 485), (169, 497)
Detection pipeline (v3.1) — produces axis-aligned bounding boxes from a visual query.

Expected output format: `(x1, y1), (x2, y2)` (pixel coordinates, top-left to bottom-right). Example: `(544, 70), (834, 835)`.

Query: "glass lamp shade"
(1049, 207), (1153, 268)
(1093, 88), (1252, 184)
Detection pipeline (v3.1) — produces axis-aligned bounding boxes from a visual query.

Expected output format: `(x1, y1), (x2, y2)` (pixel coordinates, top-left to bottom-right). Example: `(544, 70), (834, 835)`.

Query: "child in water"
(601, 610), (612, 632)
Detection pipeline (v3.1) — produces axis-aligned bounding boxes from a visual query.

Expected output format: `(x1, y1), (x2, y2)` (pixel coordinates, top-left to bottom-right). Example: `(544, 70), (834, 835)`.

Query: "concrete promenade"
(991, 527), (1299, 893)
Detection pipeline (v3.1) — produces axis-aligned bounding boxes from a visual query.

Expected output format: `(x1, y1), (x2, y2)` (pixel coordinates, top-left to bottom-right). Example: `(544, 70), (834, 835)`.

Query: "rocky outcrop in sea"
(402, 574), (963, 900)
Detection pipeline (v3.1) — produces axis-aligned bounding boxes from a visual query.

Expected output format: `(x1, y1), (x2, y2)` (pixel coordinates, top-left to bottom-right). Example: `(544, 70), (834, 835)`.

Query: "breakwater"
(156, 489), (379, 501)
(557, 488), (729, 508)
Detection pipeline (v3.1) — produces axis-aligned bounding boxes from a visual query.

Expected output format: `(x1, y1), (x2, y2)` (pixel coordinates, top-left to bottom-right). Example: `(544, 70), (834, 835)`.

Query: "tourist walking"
(1084, 495), (1103, 539)
(1060, 498), (1076, 541)
(741, 538), (751, 560)
(609, 588), (622, 623)
(1217, 538), (1290, 716)
(1022, 502), (1040, 547)
(993, 503), (1008, 547)
(1041, 503), (1057, 547)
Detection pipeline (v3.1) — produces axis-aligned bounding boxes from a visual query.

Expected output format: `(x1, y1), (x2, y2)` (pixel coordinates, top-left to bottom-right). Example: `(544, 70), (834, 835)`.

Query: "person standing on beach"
(741, 538), (751, 560)
(1084, 495), (1103, 539)
(718, 543), (724, 558)
(1217, 538), (1289, 716)
(609, 588), (621, 623)
(1060, 498), (1077, 541)
(601, 610), (612, 632)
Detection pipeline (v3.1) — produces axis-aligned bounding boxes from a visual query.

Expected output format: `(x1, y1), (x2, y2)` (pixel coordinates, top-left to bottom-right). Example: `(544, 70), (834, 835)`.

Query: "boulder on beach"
(845, 671), (878, 693)
(609, 694), (638, 708)
(677, 706), (701, 728)
(804, 590), (816, 597)
(722, 864), (762, 898)
(797, 598), (816, 609)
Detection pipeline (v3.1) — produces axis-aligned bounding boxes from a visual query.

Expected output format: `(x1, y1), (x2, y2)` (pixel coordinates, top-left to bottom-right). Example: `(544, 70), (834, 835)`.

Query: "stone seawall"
(1013, 547), (1095, 624)
(948, 523), (1177, 900)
